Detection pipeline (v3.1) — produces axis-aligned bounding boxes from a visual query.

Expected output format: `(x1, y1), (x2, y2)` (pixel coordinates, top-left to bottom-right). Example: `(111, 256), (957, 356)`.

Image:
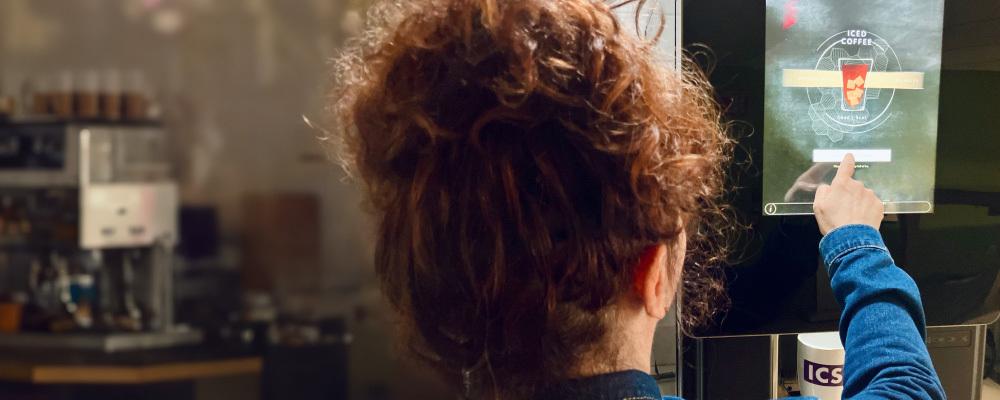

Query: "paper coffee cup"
(797, 332), (845, 400)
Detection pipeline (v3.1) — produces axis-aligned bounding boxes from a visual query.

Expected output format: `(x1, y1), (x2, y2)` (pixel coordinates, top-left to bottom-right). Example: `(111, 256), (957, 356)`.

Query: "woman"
(329, 0), (945, 398)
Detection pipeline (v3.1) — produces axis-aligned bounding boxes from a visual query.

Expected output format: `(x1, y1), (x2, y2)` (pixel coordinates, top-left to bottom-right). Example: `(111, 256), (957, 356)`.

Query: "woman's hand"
(813, 153), (885, 235)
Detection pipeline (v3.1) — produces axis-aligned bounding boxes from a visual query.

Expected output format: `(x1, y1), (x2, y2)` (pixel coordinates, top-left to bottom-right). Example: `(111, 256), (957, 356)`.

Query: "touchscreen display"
(763, 0), (945, 215)
(683, 0), (1000, 339)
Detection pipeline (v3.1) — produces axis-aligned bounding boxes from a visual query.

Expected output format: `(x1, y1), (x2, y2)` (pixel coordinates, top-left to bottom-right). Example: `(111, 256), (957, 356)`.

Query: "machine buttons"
(926, 330), (972, 348)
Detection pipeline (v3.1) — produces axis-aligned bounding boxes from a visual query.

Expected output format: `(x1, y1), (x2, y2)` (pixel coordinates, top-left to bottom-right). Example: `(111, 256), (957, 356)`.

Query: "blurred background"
(0, 1), (456, 399)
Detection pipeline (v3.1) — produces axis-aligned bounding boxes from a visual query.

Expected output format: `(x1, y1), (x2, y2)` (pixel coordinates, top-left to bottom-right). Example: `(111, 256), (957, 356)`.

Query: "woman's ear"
(633, 244), (671, 320)
(633, 229), (687, 320)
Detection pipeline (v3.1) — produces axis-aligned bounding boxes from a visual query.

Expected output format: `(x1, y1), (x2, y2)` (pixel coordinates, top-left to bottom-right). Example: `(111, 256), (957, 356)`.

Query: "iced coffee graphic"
(840, 60), (872, 111)
(780, 29), (926, 142)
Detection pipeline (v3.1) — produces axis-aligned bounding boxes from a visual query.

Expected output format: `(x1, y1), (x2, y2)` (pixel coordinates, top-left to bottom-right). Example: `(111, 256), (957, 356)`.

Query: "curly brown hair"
(328, 0), (734, 397)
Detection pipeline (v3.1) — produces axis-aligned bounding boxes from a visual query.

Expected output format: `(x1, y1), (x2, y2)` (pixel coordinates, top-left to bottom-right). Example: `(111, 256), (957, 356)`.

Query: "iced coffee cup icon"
(840, 59), (872, 111)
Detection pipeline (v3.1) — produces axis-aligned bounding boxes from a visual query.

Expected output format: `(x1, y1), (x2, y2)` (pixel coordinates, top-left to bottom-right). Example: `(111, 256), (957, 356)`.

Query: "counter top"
(0, 345), (261, 384)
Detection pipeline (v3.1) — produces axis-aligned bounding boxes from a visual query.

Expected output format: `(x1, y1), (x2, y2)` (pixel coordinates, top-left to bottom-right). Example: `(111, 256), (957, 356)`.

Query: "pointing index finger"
(835, 153), (856, 182)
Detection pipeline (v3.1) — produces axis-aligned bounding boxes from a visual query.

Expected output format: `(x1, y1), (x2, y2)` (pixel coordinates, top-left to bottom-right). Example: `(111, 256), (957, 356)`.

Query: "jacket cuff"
(819, 224), (888, 268)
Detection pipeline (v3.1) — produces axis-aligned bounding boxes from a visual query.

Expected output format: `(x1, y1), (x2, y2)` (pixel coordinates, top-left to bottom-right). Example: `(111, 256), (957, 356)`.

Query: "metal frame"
(971, 325), (987, 400)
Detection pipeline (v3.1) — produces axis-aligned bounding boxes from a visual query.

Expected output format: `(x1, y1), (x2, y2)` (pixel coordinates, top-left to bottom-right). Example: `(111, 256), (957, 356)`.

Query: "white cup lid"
(798, 331), (843, 351)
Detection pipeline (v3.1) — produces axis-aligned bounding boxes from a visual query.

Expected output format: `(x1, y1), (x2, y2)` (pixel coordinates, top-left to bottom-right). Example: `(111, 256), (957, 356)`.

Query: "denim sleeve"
(819, 225), (946, 400)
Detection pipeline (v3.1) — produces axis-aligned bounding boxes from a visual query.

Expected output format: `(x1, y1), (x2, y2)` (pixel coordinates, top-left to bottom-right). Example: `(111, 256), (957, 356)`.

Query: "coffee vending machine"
(665, 0), (1000, 398)
(0, 121), (200, 351)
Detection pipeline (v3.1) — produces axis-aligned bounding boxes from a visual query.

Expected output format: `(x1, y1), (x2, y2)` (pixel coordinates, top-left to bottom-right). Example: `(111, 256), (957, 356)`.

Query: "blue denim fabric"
(537, 225), (945, 400)
(533, 370), (664, 400)
(820, 225), (945, 400)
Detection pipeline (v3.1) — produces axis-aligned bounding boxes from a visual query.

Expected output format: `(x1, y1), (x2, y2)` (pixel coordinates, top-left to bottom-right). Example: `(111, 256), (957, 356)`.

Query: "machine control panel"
(926, 328), (973, 349)
(80, 183), (177, 249)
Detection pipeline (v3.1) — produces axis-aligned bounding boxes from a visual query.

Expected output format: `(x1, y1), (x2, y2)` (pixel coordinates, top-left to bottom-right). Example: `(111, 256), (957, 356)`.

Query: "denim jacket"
(537, 225), (946, 400)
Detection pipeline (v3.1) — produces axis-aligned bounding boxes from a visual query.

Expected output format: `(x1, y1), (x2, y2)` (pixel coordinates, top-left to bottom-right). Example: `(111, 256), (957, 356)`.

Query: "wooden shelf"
(0, 356), (262, 385)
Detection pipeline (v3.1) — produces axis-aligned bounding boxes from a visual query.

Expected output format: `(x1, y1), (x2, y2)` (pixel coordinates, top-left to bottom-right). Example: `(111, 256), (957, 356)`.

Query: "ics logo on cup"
(802, 359), (844, 386)
(797, 332), (845, 399)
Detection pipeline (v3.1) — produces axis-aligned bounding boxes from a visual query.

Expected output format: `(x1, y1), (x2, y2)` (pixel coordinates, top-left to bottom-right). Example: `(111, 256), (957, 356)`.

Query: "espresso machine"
(0, 121), (200, 351)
